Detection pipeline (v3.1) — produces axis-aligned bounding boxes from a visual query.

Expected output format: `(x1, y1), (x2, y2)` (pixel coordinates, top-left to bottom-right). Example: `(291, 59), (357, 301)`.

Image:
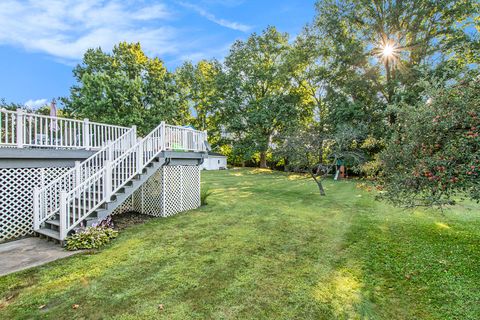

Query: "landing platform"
(0, 237), (78, 276)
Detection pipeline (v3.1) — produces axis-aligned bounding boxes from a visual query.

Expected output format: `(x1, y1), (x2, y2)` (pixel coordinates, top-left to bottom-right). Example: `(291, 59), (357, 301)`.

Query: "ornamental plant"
(380, 72), (480, 207)
(65, 227), (118, 251)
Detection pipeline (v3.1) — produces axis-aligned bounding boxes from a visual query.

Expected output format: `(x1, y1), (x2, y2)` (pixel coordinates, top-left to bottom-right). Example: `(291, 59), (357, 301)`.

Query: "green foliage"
(176, 60), (223, 142)
(200, 187), (213, 206)
(58, 1), (478, 177)
(221, 26), (313, 167)
(380, 72), (480, 206)
(62, 42), (188, 135)
(0, 99), (32, 111)
(275, 124), (365, 195)
(304, 0), (479, 143)
(65, 227), (118, 251)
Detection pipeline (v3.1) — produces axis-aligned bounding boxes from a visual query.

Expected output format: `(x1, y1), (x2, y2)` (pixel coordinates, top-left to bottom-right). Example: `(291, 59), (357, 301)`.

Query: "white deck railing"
(57, 122), (207, 238)
(33, 127), (137, 229)
(0, 109), (129, 150)
(33, 121), (207, 239)
(164, 124), (208, 152)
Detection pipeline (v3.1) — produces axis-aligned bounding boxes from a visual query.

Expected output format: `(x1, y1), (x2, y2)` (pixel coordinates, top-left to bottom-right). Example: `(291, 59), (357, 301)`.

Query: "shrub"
(65, 227), (118, 251)
(201, 187), (213, 205)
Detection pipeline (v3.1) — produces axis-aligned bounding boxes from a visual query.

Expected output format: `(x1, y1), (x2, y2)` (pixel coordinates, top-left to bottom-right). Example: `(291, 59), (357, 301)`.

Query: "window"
(218, 159), (220, 164)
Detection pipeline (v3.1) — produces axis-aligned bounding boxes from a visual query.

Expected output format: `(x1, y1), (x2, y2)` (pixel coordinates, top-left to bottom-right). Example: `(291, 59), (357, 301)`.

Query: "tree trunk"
(259, 151), (267, 168)
(311, 174), (326, 196)
(316, 180), (326, 196)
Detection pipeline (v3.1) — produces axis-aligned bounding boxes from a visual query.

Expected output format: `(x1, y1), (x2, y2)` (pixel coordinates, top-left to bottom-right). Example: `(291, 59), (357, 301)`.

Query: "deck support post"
(104, 160), (113, 201)
(161, 121), (166, 150)
(33, 187), (40, 230)
(203, 130), (208, 152)
(183, 129), (187, 151)
(107, 140), (113, 161)
(59, 191), (68, 240)
(131, 125), (137, 141)
(137, 138), (143, 174)
(16, 109), (24, 148)
(83, 118), (90, 150)
(75, 161), (81, 199)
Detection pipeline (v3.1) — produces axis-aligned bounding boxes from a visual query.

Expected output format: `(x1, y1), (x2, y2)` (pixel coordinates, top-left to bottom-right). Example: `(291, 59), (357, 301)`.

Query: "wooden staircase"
(36, 157), (166, 241)
(33, 122), (207, 242)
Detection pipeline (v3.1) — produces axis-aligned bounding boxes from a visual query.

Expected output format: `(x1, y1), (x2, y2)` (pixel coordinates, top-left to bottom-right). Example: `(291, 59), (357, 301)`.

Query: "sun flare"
(382, 43), (394, 57)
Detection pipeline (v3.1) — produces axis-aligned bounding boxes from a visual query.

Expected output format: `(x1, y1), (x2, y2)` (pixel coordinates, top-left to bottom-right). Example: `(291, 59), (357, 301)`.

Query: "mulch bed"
(112, 211), (156, 230)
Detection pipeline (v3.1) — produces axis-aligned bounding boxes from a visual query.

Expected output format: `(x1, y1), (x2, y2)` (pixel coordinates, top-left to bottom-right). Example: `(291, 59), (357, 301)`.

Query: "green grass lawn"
(1, 168), (480, 319)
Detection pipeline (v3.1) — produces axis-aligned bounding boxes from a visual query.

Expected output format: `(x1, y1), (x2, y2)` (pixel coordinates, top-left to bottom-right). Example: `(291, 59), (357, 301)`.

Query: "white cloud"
(0, 1), (178, 61)
(178, 1), (251, 32)
(0, 0), (251, 68)
(24, 98), (48, 109)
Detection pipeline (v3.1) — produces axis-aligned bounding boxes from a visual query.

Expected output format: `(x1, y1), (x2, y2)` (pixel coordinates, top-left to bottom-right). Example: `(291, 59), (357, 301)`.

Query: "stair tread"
(45, 219), (60, 226)
(36, 228), (61, 240)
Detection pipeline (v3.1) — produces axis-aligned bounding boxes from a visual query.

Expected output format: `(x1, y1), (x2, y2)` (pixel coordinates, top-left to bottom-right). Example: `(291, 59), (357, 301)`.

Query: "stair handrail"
(58, 122), (208, 238)
(33, 126), (137, 229)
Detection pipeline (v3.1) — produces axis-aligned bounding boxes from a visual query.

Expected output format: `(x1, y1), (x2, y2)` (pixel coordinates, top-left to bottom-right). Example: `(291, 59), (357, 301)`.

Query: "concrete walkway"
(0, 237), (78, 277)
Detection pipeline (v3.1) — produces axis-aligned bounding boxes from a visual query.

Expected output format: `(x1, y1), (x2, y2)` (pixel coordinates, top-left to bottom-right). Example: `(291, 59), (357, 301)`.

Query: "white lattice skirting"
(114, 165), (201, 217)
(0, 167), (71, 241)
(1, 165), (201, 241)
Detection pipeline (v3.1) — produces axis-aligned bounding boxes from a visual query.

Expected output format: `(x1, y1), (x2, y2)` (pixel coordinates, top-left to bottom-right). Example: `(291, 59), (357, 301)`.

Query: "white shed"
(201, 152), (228, 170)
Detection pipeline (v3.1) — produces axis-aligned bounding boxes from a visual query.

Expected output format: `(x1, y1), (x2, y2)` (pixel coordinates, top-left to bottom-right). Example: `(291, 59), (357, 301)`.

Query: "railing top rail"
(0, 108), (20, 115)
(0, 108), (129, 130)
(164, 123), (206, 133)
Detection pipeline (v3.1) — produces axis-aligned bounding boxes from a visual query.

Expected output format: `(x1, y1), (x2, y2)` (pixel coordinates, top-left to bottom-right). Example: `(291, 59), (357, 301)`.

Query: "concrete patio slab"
(0, 237), (78, 277)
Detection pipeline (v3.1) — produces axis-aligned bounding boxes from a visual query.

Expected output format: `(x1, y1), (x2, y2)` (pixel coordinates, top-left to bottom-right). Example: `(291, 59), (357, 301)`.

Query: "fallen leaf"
(72, 304), (80, 309)
(158, 304), (164, 311)
(38, 305), (46, 309)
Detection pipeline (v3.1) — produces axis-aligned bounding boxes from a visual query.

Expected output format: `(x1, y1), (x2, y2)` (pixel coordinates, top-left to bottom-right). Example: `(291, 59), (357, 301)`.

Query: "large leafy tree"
(221, 27), (312, 168)
(294, 0), (479, 180)
(380, 71), (480, 207)
(62, 42), (188, 134)
(176, 60), (223, 145)
(309, 0), (478, 130)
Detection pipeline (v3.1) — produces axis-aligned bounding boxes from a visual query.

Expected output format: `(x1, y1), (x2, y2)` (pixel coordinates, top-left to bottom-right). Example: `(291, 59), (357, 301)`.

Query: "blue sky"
(0, 0), (316, 108)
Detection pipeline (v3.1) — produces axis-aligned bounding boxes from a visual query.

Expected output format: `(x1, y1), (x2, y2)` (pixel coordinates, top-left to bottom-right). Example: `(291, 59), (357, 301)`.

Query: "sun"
(382, 43), (394, 58)
(374, 36), (401, 67)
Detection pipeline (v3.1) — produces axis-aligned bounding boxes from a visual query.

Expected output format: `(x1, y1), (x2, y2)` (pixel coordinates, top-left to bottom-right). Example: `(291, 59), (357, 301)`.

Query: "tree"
(380, 71), (480, 207)
(0, 99), (25, 111)
(276, 124), (364, 195)
(309, 0), (478, 131)
(62, 42), (188, 135)
(176, 60), (223, 144)
(221, 27), (312, 168)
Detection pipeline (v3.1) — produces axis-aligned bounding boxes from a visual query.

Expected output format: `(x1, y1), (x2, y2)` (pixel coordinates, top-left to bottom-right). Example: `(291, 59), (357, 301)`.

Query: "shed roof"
(208, 152), (226, 157)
